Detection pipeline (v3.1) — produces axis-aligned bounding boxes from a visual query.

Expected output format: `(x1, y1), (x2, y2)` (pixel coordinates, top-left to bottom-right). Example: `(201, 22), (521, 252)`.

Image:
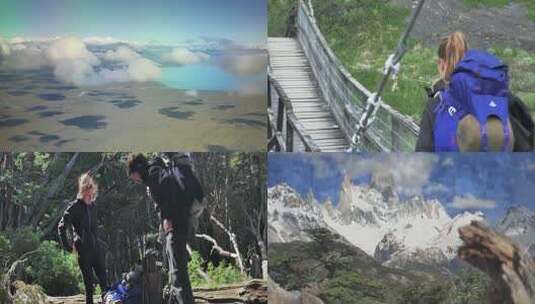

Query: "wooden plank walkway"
(268, 37), (350, 152)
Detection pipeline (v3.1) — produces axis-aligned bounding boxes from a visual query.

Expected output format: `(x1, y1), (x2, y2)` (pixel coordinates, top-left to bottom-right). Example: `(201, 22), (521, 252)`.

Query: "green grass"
(268, 0), (295, 37)
(311, 0), (435, 119)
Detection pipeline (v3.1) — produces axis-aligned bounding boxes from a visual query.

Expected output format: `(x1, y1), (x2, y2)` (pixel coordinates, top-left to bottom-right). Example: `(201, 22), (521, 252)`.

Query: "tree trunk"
(30, 153), (79, 228)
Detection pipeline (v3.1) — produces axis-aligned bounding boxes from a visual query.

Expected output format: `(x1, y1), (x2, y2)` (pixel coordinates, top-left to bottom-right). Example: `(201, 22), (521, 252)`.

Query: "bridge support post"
(267, 80), (273, 141)
(276, 97), (285, 139)
(286, 119), (294, 152)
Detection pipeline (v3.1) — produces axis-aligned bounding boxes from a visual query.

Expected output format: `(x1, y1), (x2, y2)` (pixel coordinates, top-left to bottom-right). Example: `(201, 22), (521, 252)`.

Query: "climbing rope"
(349, 0), (426, 151)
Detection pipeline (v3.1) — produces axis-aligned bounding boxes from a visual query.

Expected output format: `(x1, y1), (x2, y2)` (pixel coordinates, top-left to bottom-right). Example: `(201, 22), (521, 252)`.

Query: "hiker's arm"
(415, 98), (437, 152)
(58, 204), (74, 252)
(509, 93), (534, 152)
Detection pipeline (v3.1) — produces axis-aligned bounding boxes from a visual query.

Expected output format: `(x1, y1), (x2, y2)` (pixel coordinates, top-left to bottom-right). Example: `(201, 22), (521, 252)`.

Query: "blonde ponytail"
(438, 32), (469, 82)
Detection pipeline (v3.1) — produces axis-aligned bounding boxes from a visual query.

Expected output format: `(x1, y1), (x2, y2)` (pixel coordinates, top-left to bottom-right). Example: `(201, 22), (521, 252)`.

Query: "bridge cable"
(349, 0), (426, 151)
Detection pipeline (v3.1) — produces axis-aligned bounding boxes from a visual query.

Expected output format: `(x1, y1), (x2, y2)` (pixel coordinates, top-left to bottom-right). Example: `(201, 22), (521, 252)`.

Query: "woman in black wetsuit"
(58, 173), (109, 304)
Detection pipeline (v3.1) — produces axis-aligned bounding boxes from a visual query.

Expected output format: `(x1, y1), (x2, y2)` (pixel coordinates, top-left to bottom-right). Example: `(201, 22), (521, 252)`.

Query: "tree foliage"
(0, 152), (266, 296)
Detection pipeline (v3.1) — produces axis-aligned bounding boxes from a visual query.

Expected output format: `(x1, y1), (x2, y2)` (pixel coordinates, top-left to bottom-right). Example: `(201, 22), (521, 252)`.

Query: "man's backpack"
(160, 153), (206, 229)
(434, 50), (512, 151)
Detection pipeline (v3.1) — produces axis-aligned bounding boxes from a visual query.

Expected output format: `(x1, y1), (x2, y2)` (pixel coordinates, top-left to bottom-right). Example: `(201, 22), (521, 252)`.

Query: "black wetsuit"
(58, 199), (108, 304)
(142, 158), (204, 304)
(415, 82), (534, 152)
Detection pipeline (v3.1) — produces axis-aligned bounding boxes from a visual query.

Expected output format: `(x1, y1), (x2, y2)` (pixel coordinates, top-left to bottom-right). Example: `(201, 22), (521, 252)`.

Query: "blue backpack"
(434, 49), (512, 151)
(104, 281), (142, 304)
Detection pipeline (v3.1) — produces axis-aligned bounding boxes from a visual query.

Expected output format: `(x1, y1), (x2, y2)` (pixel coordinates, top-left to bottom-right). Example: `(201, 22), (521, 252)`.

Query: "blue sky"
(0, 0), (266, 45)
(268, 153), (535, 223)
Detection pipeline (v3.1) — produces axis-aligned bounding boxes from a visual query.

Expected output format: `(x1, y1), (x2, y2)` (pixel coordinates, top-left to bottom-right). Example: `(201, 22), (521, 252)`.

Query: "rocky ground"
(391, 0), (535, 51)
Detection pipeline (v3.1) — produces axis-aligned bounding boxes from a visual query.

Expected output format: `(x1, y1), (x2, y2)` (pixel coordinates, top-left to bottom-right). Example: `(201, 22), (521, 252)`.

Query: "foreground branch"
(2, 249), (40, 303)
(195, 234), (238, 259)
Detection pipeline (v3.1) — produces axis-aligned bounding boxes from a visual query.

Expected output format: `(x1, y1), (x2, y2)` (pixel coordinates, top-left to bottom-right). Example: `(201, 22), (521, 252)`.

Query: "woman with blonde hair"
(415, 31), (533, 152)
(58, 172), (109, 304)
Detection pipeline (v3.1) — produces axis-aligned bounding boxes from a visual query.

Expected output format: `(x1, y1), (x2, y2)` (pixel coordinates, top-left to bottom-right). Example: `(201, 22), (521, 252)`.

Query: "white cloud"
(449, 194), (497, 210)
(161, 48), (210, 65)
(125, 58), (161, 82)
(0, 37), (11, 56)
(0, 36), (169, 86)
(217, 53), (267, 76)
(46, 37), (100, 66)
(102, 46), (141, 63)
(83, 36), (122, 45)
(54, 59), (99, 86)
(11, 44), (27, 51)
(185, 90), (198, 97)
(304, 154), (439, 196)
(10, 37), (26, 44)
(1, 46), (48, 70)
(425, 183), (449, 195)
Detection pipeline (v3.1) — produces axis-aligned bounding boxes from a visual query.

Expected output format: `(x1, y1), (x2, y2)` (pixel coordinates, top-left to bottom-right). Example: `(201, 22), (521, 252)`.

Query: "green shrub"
(24, 241), (82, 296)
(188, 250), (207, 287)
(206, 261), (244, 287)
(188, 250), (245, 288)
(320, 271), (386, 304)
(6, 227), (41, 258)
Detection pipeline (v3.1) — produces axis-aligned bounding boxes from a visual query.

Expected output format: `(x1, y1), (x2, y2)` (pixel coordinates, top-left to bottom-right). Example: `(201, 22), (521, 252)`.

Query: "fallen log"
(46, 280), (267, 304)
(458, 221), (535, 304)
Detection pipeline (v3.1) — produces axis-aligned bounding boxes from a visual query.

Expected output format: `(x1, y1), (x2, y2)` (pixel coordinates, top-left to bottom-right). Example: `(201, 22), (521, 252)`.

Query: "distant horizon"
(268, 154), (535, 224)
(0, 0), (266, 46)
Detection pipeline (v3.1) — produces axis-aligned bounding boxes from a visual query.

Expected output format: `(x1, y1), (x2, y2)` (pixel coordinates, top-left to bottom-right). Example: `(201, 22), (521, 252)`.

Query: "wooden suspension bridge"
(267, 0), (421, 152)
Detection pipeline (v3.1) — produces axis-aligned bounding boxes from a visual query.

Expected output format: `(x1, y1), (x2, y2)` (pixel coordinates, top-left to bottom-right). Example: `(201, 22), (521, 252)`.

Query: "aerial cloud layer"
(0, 36), (161, 86)
(161, 48), (210, 65)
(216, 53), (267, 76)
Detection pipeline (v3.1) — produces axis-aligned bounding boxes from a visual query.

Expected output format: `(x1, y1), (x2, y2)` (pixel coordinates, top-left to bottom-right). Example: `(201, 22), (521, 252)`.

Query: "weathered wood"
(268, 73), (321, 152)
(46, 280), (267, 304)
(194, 280), (267, 304)
(458, 221), (535, 304)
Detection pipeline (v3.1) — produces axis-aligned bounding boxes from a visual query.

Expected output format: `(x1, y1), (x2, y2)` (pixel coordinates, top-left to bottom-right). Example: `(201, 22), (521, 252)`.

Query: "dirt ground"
(390, 0), (535, 51)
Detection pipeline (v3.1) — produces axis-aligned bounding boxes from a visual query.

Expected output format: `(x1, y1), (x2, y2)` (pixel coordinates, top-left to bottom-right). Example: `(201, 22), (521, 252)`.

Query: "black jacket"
(415, 82), (534, 152)
(58, 199), (100, 252)
(143, 158), (204, 234)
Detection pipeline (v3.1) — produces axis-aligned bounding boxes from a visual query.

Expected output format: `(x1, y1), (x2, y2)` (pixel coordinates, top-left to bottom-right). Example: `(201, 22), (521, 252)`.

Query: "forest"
(0, 152), (267, 303)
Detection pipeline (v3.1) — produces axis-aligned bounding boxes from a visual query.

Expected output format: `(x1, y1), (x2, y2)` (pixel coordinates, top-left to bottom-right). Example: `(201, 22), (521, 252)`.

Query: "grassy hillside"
(268, 0), (294, 37)
(268, 0), (535, 120)
(269, 229), (491, 304)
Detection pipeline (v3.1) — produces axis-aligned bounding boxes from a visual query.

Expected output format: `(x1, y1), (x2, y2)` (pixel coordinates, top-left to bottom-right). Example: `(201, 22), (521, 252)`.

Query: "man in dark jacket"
(58, 173), (109, 304)
(127, 153), (204, 304)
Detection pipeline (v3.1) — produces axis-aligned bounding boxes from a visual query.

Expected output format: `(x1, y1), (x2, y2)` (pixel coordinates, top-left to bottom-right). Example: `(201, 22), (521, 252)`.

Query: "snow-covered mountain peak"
(497, 206), (535, 256)
(269, 182), (488, 266)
